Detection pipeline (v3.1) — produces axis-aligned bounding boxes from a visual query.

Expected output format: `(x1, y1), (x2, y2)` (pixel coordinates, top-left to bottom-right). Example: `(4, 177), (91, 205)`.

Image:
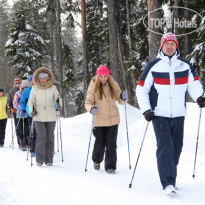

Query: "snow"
(26, 24), (33, 30)
(0, 103), (205, 205)
(5, 38), (14, 47)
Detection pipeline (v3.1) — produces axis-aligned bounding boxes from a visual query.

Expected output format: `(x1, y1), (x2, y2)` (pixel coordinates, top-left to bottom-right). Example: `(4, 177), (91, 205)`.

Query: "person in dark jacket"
(85, 65), (128, 174)
(136, 32), (205, 195)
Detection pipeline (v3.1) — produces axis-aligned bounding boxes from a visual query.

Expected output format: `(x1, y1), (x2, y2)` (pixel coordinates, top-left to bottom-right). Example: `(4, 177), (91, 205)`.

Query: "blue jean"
(152, 116), (184, 189)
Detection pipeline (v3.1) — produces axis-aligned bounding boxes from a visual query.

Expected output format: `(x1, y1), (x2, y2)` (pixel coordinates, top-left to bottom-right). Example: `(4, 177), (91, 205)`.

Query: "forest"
(0, 0), (204, 117)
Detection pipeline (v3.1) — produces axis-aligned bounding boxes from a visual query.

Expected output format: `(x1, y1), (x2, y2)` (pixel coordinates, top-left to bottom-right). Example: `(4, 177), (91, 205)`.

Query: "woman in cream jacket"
(28, 67), (62, 166)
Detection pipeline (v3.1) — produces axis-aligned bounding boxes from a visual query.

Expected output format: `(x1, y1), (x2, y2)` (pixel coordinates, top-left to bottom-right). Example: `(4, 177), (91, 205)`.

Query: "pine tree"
(0, 0), (11, 92)
(187, 2), (205, 89)
(5, 0), (47, 77)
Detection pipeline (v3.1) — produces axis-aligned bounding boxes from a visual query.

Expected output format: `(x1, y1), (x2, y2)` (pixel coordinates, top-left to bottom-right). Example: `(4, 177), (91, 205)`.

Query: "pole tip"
(192, 174), (195, 179)
(85, 169), (87, 172)
(129, 184), (132, 188)
(129, 165), (131, 170)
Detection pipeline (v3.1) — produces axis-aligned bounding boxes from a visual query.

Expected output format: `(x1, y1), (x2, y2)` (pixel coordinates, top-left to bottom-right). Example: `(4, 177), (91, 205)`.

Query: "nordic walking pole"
(10, 111), (14, 142)
(192, 108), (202, 179)
(27, 118), (33, 161)
(56, 97), (63, 162)
(56, 114), (59, 152)
(85, 116), (94, 172)
(10, 118), (21, 148)
(124, 100), (131, 169)
(23, 118), (25, 149)
(30, 120), (34, 166)
(129, 122), (149, 188)
(58, 111), (63, 162)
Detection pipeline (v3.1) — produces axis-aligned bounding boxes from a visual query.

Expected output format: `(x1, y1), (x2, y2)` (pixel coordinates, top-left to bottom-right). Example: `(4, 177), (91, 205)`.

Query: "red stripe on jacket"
(194, 76), (199, 81)
(154, 77), (170, 85)
(138, 79), (145, 86)
(175, 76), (188, 85)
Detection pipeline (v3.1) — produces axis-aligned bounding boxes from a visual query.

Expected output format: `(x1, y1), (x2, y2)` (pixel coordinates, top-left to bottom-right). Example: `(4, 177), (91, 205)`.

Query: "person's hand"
(7, 107), (11, 115)
(31, 110), (37, 117)
(90, 106), (98, 115)
(56, 104), (61, 111)
(197, 95), (205, 108)
(20, 110), (26, 117)
(143, 109), (154, 122)
(120, 91), (128, 101)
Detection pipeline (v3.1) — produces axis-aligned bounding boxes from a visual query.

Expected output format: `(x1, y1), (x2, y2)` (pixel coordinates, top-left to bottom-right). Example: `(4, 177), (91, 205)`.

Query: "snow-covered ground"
(0, 103), (204, 205)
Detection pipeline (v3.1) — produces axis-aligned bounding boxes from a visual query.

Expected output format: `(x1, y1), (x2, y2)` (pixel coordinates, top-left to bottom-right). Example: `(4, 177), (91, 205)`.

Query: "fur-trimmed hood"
(33, 67), (54, 89)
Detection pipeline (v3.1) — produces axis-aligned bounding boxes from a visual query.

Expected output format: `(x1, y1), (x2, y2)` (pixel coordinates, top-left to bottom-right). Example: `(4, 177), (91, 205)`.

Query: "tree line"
(0, 0), (204, 117)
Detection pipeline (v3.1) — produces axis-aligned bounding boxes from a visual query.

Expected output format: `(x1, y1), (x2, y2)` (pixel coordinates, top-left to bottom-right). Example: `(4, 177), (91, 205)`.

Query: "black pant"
(28, 117), (37, 153)
(92, 125), (118, 171)
(16, 118), (30, 147)
(0, 119), (7, 145)
(13, 113), (21, 146)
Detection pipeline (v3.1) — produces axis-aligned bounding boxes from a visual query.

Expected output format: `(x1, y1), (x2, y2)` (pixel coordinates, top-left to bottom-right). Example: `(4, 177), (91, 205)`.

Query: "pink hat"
(96, 65), (110, 77)
(160, 33), (178, 49)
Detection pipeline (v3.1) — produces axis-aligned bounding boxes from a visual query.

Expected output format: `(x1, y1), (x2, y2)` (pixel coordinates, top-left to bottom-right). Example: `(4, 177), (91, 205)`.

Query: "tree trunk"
(147, 0), (161, 60)
(50, 12), (55, 74)
(107, 0), (124, 90)
(183, 1), (191, 57)
(55, 0), (64, 113)
(174, 0), (179, 35)
(81, 0), (89, 98)
(125, 0), (138, 106)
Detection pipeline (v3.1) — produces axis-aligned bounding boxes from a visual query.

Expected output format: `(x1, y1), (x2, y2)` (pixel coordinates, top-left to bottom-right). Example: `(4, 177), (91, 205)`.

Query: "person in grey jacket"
(28, 67), (62, 166)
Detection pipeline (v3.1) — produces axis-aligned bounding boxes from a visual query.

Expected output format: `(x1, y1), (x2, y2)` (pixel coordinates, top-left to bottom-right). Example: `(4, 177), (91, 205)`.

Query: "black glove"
(31, 106), (37, 117)
(56, 104), (61, 111)
(143, 109), (154, 122)
(197, 95), (205, 108)
(56, 97), (61, 111)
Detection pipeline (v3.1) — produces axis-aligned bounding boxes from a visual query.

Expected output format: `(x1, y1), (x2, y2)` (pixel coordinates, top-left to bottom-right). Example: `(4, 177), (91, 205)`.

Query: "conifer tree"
(5, 0), (47, 76)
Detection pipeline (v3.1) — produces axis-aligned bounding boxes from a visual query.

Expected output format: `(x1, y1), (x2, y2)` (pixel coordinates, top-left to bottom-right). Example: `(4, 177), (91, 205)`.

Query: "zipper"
(169, 58), (173, 118)
(107, 85), (111, 125)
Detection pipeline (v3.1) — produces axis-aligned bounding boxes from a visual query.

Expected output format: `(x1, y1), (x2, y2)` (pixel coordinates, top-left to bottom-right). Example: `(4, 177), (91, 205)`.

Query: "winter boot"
(164, 185), (176, 195)
(21, 147), (27, 151)
(37, 163), (43, 167)
(31, 152), (35, 157)
(46, 163), (53, 166)
(94, 163), (100, 170)
(106, 169), (115, 174)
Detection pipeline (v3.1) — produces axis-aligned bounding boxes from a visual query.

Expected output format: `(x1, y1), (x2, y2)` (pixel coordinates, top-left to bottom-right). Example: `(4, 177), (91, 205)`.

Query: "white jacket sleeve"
(136, 69), (154, 114)
(187, 68), (204, 102)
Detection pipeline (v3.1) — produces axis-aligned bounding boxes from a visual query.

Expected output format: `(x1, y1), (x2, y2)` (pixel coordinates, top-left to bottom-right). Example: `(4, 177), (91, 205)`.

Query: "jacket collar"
(157, 49), (180, 64)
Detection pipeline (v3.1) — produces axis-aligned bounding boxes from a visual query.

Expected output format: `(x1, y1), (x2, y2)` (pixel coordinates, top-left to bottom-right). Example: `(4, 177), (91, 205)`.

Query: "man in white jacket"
(136, 33), (205, 195)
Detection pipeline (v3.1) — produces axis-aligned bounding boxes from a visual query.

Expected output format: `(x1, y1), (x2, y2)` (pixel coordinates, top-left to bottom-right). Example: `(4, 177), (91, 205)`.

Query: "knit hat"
(0, 88), (4, 93)
(29, 75), (33, 83)
(21, 78), (29, 88)
(160, 33), (178, 49)
(96, 65), (110, 77)
(14, 77), (22, 84)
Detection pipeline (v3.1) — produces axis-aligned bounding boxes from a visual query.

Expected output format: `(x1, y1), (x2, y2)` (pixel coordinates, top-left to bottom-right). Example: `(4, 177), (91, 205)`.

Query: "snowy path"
(0, 103), (204, 205)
